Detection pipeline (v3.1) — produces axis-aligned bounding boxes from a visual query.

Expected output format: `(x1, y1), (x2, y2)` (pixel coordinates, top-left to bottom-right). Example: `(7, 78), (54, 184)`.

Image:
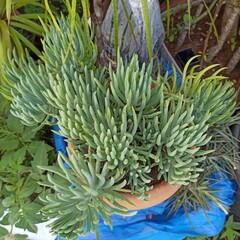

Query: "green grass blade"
(141, 0), (152, 61)
(65, 0), (72, 13)
(9, 27), (24, 56)
(81, 0), (91, 47)
(0, 20), (11, 62)
(166, 0), (171, 38)
(10, 21), (42, 35)
(11, 13), (46, 20)
(0, 65), (14, 101)
(120, 0), (136, 43)
(10, 17), (44, 35)
(44, 0), (61, 33)
(0, 1), (6, 17)
(202, 0), (219, 42)
(64, 0), (77, 63)
(112, 0), (119, 57)
(12, 29), (42, 56)
(187, 0), (191, 35)
(14, 1), (45, 10)
(6, 0), (12, 24)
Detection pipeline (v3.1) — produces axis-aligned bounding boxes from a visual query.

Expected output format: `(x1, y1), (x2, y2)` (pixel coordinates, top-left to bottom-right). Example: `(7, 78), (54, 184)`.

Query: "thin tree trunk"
(227, 45), (240, 73)
(206, 7), (240, 63)
(92, 0), (111, 65)
(161, 0), (212, 17)
(92, 0), (104, 64)
(222, 2), (239, 37)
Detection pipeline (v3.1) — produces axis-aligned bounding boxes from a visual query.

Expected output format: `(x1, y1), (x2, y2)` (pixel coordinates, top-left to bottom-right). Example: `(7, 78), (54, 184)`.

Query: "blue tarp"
(81, 173), (235, 240)
(52, 125), (237, 240)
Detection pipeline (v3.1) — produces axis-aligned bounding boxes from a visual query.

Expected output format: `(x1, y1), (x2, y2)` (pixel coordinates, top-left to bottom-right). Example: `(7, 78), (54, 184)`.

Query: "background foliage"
(0, 103), (55, 238)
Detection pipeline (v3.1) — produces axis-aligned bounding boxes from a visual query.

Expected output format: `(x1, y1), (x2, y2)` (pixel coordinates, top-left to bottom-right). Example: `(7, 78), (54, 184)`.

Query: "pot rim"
(105, 181), (181, 210)
(67, 142), (181, 210)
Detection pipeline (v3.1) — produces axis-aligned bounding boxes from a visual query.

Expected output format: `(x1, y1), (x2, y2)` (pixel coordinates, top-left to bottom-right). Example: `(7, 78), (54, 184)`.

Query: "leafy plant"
(2, 12), (240, 240)
(230, 37), (236, 51)
(186, 215), (240, 240)
(166, 0), (171, 39)
(217, 215), (240, 239)
(0, 0), (46, 61)
(0, 105), (55, 239)
(0, 227), (28, 240)
(0, 0), (48, 101)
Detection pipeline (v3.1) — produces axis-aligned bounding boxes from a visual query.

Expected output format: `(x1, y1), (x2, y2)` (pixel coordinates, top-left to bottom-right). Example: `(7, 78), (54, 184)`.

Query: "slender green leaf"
(0, 1), (6, 17)
(11, 29), (42, 56)
(120, 0), (136, 43)
(11, 13), (46, 19)
(166, 0), (171, 37)
(6, 0), (12, 24)
(203, 0), (219, 42)
(141, 0), (152, 60)
(44, 0), (61, 33)
(64, 0), (77, 62)
(10, 19), (44, 35)
(9, 27), (24, 56)
(14, 1), (45, 10)
(0, 20), (11, 61)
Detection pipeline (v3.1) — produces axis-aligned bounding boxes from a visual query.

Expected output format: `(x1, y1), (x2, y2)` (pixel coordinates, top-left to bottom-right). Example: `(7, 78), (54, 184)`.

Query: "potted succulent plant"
(3, 13), (240, 240)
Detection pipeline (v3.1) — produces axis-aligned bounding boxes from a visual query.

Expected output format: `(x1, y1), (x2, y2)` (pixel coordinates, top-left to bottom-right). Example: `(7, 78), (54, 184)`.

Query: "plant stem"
(166, 0), (171, 38)
(200, 0), (224, 68)
(141, 0), (153, 61)
(112, 0), (118, 58)
(191, 0), (217, 25)
(92, 0), (104, 64)
(161, 0), (212, 18)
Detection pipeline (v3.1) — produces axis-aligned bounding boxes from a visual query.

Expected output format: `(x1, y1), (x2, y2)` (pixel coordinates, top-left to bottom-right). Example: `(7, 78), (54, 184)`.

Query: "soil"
(160, 0), (240, 103)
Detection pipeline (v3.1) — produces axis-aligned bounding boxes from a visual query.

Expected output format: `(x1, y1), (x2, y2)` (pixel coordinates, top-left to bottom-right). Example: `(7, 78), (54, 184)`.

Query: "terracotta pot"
(67, 142), (181, 210)
(105, 181), (181, 210)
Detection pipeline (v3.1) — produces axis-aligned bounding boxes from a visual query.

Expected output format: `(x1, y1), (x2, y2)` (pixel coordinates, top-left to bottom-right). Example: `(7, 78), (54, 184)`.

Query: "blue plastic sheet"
(52, 128), (236, 240)
(52, 124), (68, 156)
